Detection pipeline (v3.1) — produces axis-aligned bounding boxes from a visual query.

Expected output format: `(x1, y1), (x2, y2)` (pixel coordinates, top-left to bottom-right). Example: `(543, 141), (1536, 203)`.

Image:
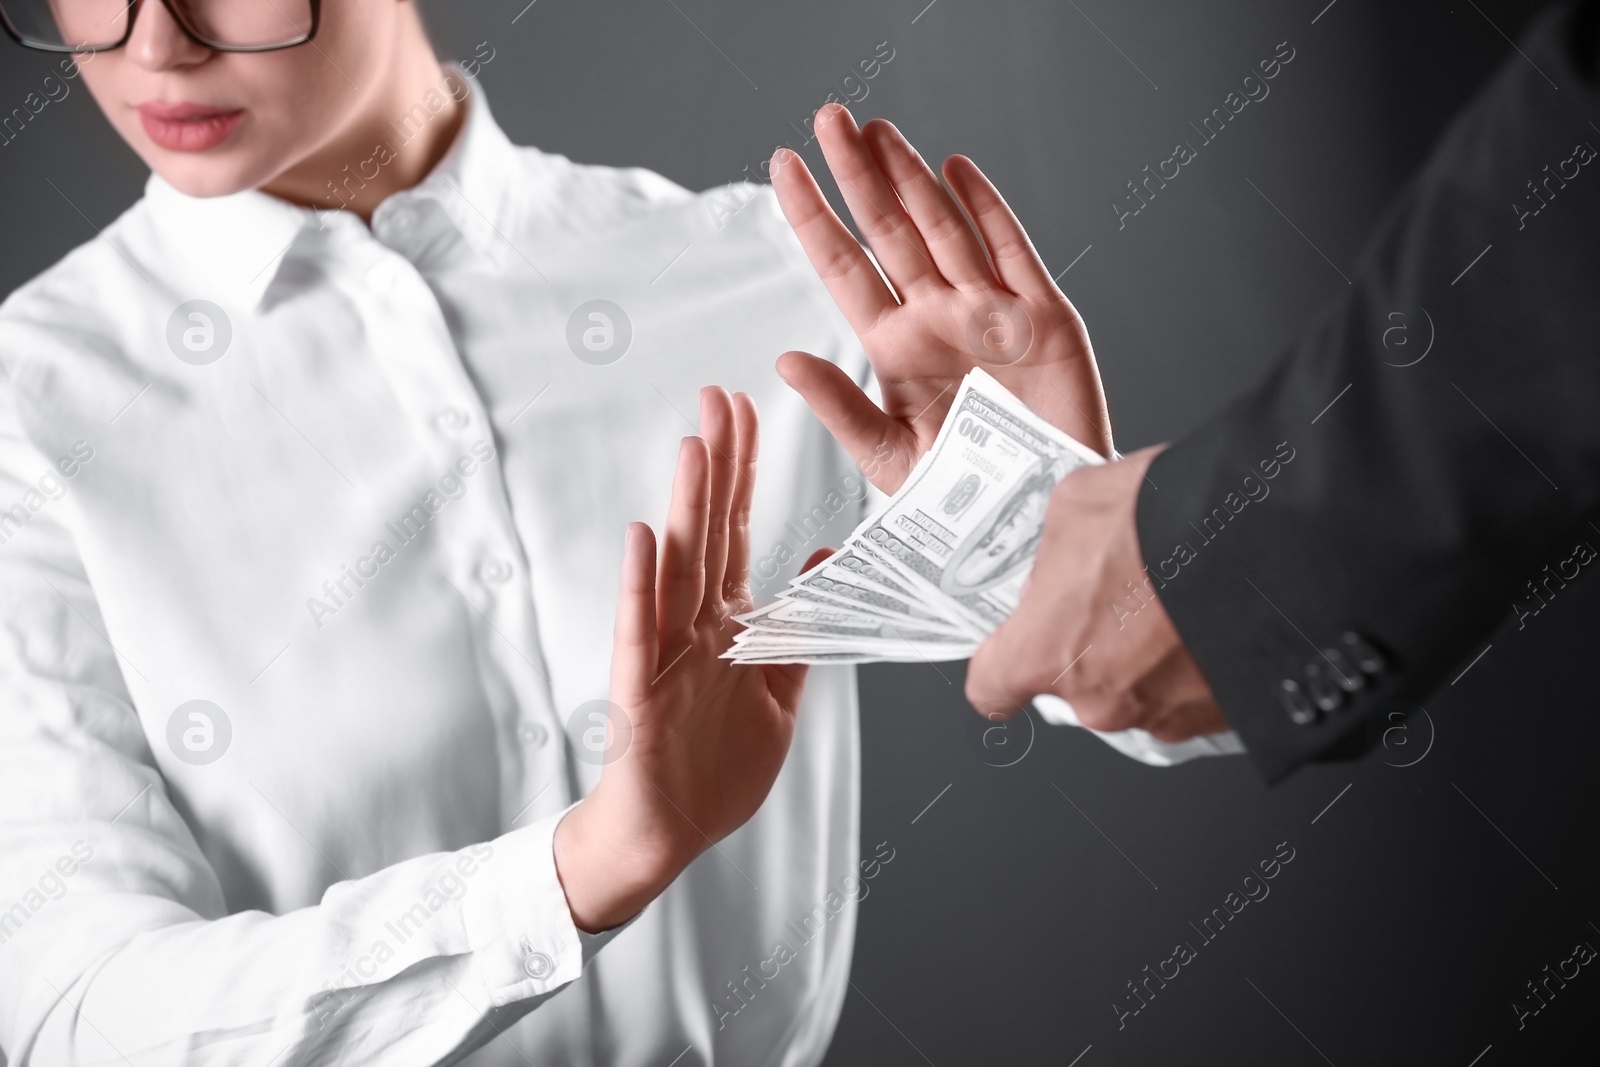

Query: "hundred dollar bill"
(732, 646), (975, 665)
(724, 368), (1103, 664)
(844, 368), (1104, 633)
(718, 649), (894, 666)
(780, 585), (972, 637)
(730, 598), (967, 647)
(730, 628), (978, 658)
(810, 544), (933, 604)
(780, 553), (979, 638)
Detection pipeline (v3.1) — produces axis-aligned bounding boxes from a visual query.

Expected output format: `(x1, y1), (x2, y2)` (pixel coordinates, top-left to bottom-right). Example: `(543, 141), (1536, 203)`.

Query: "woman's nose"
(125, 1), (212, 71)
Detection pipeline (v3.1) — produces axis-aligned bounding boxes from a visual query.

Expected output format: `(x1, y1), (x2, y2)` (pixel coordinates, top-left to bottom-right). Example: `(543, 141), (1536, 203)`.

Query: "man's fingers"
(942, 154), (1060, 301)
(722, 392), (760, 601)
(1136, 650), (1230, 741)
(1144, 703), (1219, 743)
(699, 387), (738, 616)
(771, 146), (898, 337)
(809, 103), (942, 298)
(777, 351), (909, 492)
(862, 119), (996, 290)
(658, 437), (711, 642)
(964, 618), (1044, 717)
(612, 522), (659, 705)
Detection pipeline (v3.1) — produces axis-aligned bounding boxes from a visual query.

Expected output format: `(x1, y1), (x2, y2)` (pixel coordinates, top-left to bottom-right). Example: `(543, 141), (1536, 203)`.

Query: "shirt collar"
(142, 65), (522, 310)
(377, 69), (523, 267)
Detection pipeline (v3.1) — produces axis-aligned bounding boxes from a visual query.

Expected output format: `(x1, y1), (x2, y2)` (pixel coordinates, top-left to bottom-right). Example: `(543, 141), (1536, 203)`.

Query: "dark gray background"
(4, 1), (1594, 1064)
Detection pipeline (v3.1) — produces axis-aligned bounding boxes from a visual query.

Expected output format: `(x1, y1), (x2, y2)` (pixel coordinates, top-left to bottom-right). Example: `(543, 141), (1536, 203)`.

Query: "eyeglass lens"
(3, 0), (314, 51)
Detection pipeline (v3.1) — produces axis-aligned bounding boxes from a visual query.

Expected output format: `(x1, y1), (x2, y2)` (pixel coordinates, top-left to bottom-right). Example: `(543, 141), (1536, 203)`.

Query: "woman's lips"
(136, 102), (245, 152)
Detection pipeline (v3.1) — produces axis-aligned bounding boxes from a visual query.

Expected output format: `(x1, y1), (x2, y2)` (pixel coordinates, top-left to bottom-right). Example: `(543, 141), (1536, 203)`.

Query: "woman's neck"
(262, 6), (466, 223)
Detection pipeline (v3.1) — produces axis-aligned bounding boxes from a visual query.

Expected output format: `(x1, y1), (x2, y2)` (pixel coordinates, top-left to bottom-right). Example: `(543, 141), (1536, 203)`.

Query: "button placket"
(343, 235), (568, 827)
(465, 499), (571, 828)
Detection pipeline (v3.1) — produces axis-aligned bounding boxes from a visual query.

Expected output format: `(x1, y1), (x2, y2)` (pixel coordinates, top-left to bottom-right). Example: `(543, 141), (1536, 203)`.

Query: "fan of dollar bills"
(725, 368), (1106, 665)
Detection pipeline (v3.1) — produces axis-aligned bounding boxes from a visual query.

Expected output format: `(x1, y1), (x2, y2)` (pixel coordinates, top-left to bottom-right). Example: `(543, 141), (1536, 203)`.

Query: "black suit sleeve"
(1135, 1), (1600, 784)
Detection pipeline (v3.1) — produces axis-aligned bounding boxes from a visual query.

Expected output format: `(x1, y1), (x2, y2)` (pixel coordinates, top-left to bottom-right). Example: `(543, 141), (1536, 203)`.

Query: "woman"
(0, 0), (1114, 1063)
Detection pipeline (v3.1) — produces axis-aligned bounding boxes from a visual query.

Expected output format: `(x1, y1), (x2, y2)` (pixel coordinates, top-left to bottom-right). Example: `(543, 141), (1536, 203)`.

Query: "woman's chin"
(144, 154), (268, 200)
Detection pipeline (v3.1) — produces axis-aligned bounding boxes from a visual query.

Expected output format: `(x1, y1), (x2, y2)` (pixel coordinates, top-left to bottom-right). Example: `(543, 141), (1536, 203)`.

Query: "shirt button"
(479, 556), (514, 585)
(366, 259), (400, 294)
(517, 722), (549, 748)
(523, 949), (554, 980)
(433, 408), (469, 434)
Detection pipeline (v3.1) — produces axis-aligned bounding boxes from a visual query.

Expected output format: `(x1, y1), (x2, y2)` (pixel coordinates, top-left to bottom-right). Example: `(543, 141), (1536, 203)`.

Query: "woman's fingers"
(942, 154), (1060, 301)
(722, 391), (760, 602)
(754, 546), (836, 711)
(658, 437), (711, 643)
(699, 387), (738, 617)
(809, 104), (942, 298)
(776, 351), (911, 492)
(799, 546), (836, 572)
(611, 522), (659, 705)
(861, 119), (996, 291)
(771, 146), (898, 337)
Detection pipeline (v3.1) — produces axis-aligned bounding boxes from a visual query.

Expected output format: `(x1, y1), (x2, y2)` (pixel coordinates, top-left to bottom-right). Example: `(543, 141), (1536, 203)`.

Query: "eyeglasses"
(0, 0), (321, 54)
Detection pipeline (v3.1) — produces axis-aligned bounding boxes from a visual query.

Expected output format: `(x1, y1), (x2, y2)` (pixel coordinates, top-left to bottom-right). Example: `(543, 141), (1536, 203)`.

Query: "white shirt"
(0, 76), (875, 1066)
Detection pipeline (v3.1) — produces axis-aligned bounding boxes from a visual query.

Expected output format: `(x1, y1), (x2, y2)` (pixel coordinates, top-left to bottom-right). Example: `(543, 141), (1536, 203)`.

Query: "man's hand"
(965, 447), (1229, 743)
(771, 103), (1112, 493)
(554, 388), (824, 932)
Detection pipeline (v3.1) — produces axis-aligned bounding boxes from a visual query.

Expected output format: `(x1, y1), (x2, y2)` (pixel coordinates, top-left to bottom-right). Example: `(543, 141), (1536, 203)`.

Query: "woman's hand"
(554, 387), (821, 932)
(772, 103), (1114, 493)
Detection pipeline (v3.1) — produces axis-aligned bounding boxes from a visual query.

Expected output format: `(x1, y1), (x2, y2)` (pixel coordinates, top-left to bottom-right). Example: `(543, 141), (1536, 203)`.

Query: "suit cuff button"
(1340, 631), (1386, 674)
(1278, 679), (1318, 725)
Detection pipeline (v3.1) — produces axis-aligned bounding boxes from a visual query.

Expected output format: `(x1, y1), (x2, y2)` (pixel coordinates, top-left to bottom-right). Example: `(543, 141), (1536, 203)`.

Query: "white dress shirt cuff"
(579, 913), (639, 960)
(461, 807), (589, 1008)
(1031, 694), (1247, 766)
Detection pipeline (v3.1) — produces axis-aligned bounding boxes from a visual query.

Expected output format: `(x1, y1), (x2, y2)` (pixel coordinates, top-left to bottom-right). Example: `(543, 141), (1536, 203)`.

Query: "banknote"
(780, 550), (980, 637)
(724, 368), (1104, 665)
(730, 598), (969, 647)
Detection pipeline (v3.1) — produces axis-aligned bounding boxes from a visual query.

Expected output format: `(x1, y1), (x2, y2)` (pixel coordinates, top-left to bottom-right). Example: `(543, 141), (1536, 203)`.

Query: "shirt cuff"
(579, 912), (639, 963)
(460, 806), (590, 1009)
(1031, 695), (1247, 767)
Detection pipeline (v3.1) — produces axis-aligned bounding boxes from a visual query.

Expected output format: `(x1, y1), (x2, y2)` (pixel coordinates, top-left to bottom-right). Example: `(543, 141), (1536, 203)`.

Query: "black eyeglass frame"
(0, 0), (322, 54)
